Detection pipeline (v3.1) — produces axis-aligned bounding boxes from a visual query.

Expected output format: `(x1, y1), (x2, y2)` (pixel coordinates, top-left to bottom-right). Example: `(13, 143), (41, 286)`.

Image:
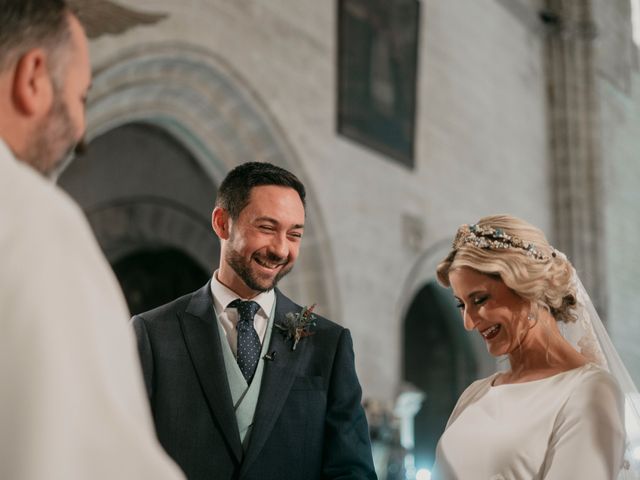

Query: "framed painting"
(337, 0), (420, 168)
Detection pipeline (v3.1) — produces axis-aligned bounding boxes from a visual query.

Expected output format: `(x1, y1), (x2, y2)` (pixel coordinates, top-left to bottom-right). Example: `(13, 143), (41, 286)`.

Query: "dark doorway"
(403, 281), (477, 470)
(113, 248), (209, 315)
(58, 122), (220, 316)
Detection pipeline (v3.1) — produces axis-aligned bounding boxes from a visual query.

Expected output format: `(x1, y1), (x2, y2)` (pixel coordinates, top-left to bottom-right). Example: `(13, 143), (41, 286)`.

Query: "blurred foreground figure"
(432, 215), (638, 479)
(0, 1), (184, 478)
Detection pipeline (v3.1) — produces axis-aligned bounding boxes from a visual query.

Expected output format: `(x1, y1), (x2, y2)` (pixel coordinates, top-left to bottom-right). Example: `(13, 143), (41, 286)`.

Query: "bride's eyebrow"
(464, 290), (487, 300)
(453, 290), (484, 302)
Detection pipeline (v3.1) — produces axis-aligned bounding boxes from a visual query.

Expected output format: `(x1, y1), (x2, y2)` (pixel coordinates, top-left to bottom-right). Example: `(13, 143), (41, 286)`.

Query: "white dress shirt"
(0, 139), (184, 479)
(210, 271), (275, 356)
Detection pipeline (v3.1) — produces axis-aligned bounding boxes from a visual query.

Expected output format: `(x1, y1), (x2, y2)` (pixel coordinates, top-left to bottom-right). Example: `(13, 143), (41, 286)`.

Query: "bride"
(432, 214), (639, 479)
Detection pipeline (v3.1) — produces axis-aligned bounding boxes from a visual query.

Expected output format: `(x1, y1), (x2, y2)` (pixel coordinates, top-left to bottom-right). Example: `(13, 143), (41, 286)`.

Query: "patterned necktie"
(228, 299), (262, 384)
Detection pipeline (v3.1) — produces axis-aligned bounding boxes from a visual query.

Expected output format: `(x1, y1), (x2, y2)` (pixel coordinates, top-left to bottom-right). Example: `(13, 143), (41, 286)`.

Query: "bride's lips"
(481, 324), (501, 340)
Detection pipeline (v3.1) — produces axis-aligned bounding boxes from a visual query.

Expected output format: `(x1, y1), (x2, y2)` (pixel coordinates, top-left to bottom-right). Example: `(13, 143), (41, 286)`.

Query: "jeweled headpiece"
(452, 224), (551, 261)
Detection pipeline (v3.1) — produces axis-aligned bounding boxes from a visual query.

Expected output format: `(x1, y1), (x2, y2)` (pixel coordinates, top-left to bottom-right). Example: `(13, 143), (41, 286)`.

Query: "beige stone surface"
(70, 0), (640, 399)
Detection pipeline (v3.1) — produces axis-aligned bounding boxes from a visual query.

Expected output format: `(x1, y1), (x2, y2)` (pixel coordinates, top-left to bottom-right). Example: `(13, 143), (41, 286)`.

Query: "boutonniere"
(274, 304), (317, 351)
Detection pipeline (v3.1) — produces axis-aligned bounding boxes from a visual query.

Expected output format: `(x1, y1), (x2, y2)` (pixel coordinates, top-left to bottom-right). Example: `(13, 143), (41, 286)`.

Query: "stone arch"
(61, 42), (339, 318)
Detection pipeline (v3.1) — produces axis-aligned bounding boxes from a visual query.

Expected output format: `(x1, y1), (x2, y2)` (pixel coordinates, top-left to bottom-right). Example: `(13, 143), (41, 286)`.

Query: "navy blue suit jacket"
(131, 284), (377, 480)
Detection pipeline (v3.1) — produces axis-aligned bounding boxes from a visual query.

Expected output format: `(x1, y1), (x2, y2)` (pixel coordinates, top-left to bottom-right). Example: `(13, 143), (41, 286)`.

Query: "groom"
(132, 162), (377, 480)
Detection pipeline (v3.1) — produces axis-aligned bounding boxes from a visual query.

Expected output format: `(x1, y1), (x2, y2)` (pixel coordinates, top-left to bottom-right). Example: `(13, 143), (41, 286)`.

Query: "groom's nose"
(268, 233), (289, 260)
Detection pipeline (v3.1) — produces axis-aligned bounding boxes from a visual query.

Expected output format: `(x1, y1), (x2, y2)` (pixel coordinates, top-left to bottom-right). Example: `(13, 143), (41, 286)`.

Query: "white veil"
(559, 270), (640, 479)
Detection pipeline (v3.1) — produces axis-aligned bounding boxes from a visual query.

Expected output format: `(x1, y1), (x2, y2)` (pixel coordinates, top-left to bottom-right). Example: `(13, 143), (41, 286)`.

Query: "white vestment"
(433, 363), (625, 479)
(0, 140), (185, 479)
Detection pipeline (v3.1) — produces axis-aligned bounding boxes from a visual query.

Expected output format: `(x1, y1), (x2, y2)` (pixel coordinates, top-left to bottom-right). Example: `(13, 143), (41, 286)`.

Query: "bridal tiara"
(452, 224), (554, 261)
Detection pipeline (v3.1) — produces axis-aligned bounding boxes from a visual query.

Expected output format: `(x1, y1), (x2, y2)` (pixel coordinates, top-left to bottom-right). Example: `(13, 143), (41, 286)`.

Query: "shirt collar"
(210, 270), (275, 317)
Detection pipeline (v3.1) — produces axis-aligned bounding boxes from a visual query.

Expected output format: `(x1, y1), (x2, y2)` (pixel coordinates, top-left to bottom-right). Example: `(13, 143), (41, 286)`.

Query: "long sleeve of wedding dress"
(539, 369), (624, 479)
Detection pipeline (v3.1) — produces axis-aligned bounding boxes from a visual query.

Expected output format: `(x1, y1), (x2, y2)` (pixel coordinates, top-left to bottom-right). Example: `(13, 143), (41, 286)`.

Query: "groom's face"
(216, 185), (305, 298)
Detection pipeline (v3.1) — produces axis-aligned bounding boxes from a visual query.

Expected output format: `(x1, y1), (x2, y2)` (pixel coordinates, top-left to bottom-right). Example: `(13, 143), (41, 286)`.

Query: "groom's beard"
(226, 247), (294, 293)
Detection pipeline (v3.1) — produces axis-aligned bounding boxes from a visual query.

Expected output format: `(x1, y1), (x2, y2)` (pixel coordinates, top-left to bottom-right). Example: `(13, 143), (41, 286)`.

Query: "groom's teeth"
(256, 258), (280, 269)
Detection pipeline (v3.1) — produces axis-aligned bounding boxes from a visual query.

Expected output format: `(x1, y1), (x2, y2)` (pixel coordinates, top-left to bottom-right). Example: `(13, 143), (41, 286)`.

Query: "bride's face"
(449, 267), (530, 357)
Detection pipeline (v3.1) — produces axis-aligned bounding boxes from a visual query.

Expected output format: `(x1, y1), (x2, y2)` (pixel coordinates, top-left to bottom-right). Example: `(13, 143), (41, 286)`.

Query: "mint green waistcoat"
(215, 302), (275, 450)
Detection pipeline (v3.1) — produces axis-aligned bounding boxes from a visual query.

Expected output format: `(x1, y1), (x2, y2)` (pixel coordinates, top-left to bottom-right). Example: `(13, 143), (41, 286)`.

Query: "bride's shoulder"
(458, 373), (498, 401)
(548, 363), (625, 436)
(473, 372), (501, 388)
(445, 374), (498, 426)
(573, 362), (619, 387)
(564, 363), (623, 410)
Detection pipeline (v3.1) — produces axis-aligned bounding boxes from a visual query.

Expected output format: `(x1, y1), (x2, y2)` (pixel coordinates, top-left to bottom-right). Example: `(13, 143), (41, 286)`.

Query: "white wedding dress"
(432, 363), (625, 480)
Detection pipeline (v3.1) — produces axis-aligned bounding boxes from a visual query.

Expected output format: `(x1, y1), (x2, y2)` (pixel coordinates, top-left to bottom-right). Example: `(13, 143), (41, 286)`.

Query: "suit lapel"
(240, 290), (301, 475)
(179, 283), (243, 463)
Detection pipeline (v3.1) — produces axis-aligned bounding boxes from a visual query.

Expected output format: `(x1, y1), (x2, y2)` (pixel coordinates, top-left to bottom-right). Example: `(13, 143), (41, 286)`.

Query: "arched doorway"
(112, 248), (209, 315)
(58, 122), (218, 314)
(403, 281), (476, 470)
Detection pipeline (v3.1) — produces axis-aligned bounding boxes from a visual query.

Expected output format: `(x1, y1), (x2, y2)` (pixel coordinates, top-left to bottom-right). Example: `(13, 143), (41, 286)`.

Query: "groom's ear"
(212, 206), (231, 240)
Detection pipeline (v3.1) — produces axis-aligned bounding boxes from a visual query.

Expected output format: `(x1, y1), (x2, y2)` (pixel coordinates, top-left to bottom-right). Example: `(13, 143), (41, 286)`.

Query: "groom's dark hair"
(216, 162), (306, 219)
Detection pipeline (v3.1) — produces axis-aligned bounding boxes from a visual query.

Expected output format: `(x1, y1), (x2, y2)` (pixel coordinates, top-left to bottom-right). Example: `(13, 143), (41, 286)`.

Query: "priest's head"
(0, 0), (91, 176)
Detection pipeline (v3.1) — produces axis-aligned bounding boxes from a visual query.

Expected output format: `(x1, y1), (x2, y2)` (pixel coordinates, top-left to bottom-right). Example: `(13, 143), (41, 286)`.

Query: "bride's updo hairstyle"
(436, 214), (577, 323)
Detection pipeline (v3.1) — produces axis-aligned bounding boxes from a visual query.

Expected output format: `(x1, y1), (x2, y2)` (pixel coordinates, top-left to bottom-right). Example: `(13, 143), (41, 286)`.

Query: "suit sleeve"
(322, 329), (377, 480)
(131, 315), (154, 402)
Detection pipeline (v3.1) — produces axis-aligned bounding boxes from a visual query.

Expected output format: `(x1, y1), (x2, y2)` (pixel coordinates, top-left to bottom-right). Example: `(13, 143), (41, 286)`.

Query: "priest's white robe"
(0, 139), (185, 479)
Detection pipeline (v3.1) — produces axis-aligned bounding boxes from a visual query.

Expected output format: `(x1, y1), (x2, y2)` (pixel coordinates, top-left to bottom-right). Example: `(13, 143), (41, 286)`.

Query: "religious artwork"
(337, 0), (420, 168)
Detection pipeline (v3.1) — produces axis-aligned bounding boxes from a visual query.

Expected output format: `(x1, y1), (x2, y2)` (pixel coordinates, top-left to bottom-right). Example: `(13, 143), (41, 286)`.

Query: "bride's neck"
(505, 313), (587, 383)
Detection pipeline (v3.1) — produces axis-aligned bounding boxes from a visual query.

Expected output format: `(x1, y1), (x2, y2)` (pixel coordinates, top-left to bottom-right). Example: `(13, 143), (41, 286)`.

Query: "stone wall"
(595, 0), (640, 382)
(82, 0), (555, 399)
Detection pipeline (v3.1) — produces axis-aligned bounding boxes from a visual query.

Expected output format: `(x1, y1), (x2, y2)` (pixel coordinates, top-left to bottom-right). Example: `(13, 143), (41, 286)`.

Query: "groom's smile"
(253, 252), (287, 271)
(214, 184), (305, 299)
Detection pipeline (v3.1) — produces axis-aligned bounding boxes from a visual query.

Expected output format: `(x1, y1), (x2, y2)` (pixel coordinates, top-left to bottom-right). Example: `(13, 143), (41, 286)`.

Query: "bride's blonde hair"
(436, 214), (577, 323)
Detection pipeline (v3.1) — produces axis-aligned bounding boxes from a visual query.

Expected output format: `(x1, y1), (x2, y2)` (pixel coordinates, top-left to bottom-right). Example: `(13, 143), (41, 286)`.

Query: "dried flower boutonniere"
(275, 304), (317, 351)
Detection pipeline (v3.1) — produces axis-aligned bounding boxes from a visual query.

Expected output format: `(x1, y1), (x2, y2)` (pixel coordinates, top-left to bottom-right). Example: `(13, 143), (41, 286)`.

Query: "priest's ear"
(212, 206), (231, 240)
(11, 48), (54, 118)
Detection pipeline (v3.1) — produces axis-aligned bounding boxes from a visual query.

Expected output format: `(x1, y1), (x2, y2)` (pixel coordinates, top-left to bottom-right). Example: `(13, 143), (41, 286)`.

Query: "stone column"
(543, 0), (607, 318)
